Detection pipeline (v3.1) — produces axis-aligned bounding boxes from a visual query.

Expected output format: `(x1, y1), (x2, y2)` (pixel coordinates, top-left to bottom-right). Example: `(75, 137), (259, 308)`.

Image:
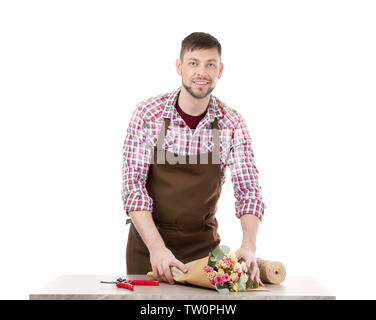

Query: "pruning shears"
(100, 278), (159, 291)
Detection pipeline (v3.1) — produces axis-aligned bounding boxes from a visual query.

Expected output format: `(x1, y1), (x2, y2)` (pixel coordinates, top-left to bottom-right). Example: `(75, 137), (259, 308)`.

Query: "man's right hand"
(128, 211), (188, 284)
(149, 245), (188, 284)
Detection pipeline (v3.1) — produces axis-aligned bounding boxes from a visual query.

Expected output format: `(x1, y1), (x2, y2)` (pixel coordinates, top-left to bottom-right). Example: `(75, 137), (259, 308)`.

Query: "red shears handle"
(128, 280), (159, 286)
(116, 282), (134, 290)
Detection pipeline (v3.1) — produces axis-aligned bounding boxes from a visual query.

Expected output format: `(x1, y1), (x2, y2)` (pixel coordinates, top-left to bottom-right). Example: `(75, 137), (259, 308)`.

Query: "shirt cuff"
(236, 199), (265, 221)
(123, 192), (153, 216)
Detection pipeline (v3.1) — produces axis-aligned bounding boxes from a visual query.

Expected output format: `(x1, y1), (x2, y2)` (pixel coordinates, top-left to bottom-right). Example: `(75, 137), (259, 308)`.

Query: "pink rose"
(223, 257), (232, 266)
(214, 275), (222, 284)
(222, 273), (230, 282)
(203, 265), (214, 272)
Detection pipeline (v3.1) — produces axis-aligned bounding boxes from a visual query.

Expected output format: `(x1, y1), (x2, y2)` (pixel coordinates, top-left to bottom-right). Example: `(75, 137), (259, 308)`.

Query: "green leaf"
(208, 258), (216, 269)
(217, 288), (230, 294)
(219, 245), (230, 255)
(215, 282), (226, 290)
(211, 247), (225, 261)
(252, 281), (259, 288)
(215, 282), (230, 294)
(212, 254), (224, 262)
(246, 276), (252, 289)
(239, 273), (246, 291)
(208, 252), (217, 268)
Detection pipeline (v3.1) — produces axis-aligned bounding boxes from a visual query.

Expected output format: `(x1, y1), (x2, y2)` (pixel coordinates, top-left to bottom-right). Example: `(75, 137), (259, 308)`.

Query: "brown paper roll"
(256, 258), (286, 284)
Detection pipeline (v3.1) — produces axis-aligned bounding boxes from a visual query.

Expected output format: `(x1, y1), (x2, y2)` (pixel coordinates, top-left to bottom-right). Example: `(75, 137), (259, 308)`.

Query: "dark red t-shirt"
(175, 101), (208, 129)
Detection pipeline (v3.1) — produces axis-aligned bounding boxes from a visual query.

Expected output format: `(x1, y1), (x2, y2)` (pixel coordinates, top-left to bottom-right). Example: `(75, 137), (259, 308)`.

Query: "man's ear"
(217, 62), (224, 79)
(176, 58), (182, 76)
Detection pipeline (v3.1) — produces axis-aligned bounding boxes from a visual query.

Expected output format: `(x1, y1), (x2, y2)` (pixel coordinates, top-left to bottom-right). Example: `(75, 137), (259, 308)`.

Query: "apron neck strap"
(211, 118), (219, 129)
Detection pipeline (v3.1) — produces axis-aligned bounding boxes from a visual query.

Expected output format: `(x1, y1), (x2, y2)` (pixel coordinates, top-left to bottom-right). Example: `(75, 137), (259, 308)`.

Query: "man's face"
(176, 48), (223, 99)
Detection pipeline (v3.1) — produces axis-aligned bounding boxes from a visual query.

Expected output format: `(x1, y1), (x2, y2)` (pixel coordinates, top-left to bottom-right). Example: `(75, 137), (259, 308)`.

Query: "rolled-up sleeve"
(122, 105), (153, 216)
(227, 111), (266, 221)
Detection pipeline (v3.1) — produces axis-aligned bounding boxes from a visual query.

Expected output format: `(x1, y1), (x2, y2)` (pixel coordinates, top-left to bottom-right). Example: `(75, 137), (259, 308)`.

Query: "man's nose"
(195, 68), (208, 79)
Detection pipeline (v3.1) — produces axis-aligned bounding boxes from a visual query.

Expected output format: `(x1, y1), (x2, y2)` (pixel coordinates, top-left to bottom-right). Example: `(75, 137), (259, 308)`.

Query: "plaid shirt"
(122, 87), (266, 221)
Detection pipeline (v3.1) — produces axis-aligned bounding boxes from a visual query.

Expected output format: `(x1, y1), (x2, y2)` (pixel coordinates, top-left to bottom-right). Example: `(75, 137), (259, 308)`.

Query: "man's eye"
(190, 62), (196, 65)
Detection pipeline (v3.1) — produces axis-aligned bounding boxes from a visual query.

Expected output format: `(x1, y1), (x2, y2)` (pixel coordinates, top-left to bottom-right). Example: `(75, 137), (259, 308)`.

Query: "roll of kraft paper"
(256, 258), (286, 284)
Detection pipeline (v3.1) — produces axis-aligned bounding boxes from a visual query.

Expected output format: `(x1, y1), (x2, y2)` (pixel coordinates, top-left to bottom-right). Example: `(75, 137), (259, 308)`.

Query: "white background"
(0, 0), (375, 300)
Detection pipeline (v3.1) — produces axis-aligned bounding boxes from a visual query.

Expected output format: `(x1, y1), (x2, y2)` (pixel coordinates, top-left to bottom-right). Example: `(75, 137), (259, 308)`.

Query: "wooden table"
(29, 274), (335, 300)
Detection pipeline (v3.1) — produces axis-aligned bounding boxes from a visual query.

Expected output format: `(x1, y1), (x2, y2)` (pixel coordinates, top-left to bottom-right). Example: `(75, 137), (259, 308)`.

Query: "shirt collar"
(162, 87), (223, 125)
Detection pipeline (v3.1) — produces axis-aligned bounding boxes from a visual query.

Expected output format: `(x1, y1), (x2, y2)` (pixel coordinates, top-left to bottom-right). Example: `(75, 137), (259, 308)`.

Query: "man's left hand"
(235, 247), (264, 287)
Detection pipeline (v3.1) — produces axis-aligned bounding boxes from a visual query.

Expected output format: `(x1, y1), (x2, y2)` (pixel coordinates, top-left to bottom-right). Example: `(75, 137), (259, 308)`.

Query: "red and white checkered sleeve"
(227, 111), (266, 221)
(122, 105), (153, 216)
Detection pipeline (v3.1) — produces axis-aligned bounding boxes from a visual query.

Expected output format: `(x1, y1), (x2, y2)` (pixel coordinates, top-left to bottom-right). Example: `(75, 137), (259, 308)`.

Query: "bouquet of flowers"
(203, 245), (260, 293)
(146, 245), (267, 293)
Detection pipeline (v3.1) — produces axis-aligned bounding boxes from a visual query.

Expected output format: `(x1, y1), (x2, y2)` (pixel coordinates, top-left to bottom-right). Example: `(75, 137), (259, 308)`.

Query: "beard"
(182, 77), (215, 99)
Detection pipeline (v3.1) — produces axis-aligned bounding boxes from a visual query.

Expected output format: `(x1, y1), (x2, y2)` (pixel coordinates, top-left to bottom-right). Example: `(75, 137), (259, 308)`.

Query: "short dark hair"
(180, 32), (222, 62)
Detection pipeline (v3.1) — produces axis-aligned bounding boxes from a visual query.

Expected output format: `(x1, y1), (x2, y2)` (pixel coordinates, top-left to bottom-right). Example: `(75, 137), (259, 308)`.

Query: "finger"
(157, 265), (168, 283)
(256, 270), (264, 286)
(171, 259), (188, 273)
(237, 255), (245, 262)
(247, 259), (253, 271)
(163, 266), (174, 284)
(152, 266), (161, 281)
(250, 262), (258, 281)
(235, 250), (243, 261)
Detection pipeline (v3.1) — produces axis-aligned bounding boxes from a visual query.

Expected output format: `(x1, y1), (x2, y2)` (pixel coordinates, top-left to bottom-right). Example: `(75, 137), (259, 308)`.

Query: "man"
(122, 32), (266, 286)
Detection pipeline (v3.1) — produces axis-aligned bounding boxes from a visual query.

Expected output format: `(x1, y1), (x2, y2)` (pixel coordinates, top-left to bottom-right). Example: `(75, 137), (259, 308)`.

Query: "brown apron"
(126, 117), (222, 274)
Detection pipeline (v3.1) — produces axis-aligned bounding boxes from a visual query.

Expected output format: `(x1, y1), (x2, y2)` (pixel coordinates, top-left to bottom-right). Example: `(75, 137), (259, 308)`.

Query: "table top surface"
(29, 274), (335, 300)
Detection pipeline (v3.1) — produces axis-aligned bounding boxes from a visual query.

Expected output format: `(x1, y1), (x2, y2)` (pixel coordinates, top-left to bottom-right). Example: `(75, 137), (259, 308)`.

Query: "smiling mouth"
(193, 80), (209, 88)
